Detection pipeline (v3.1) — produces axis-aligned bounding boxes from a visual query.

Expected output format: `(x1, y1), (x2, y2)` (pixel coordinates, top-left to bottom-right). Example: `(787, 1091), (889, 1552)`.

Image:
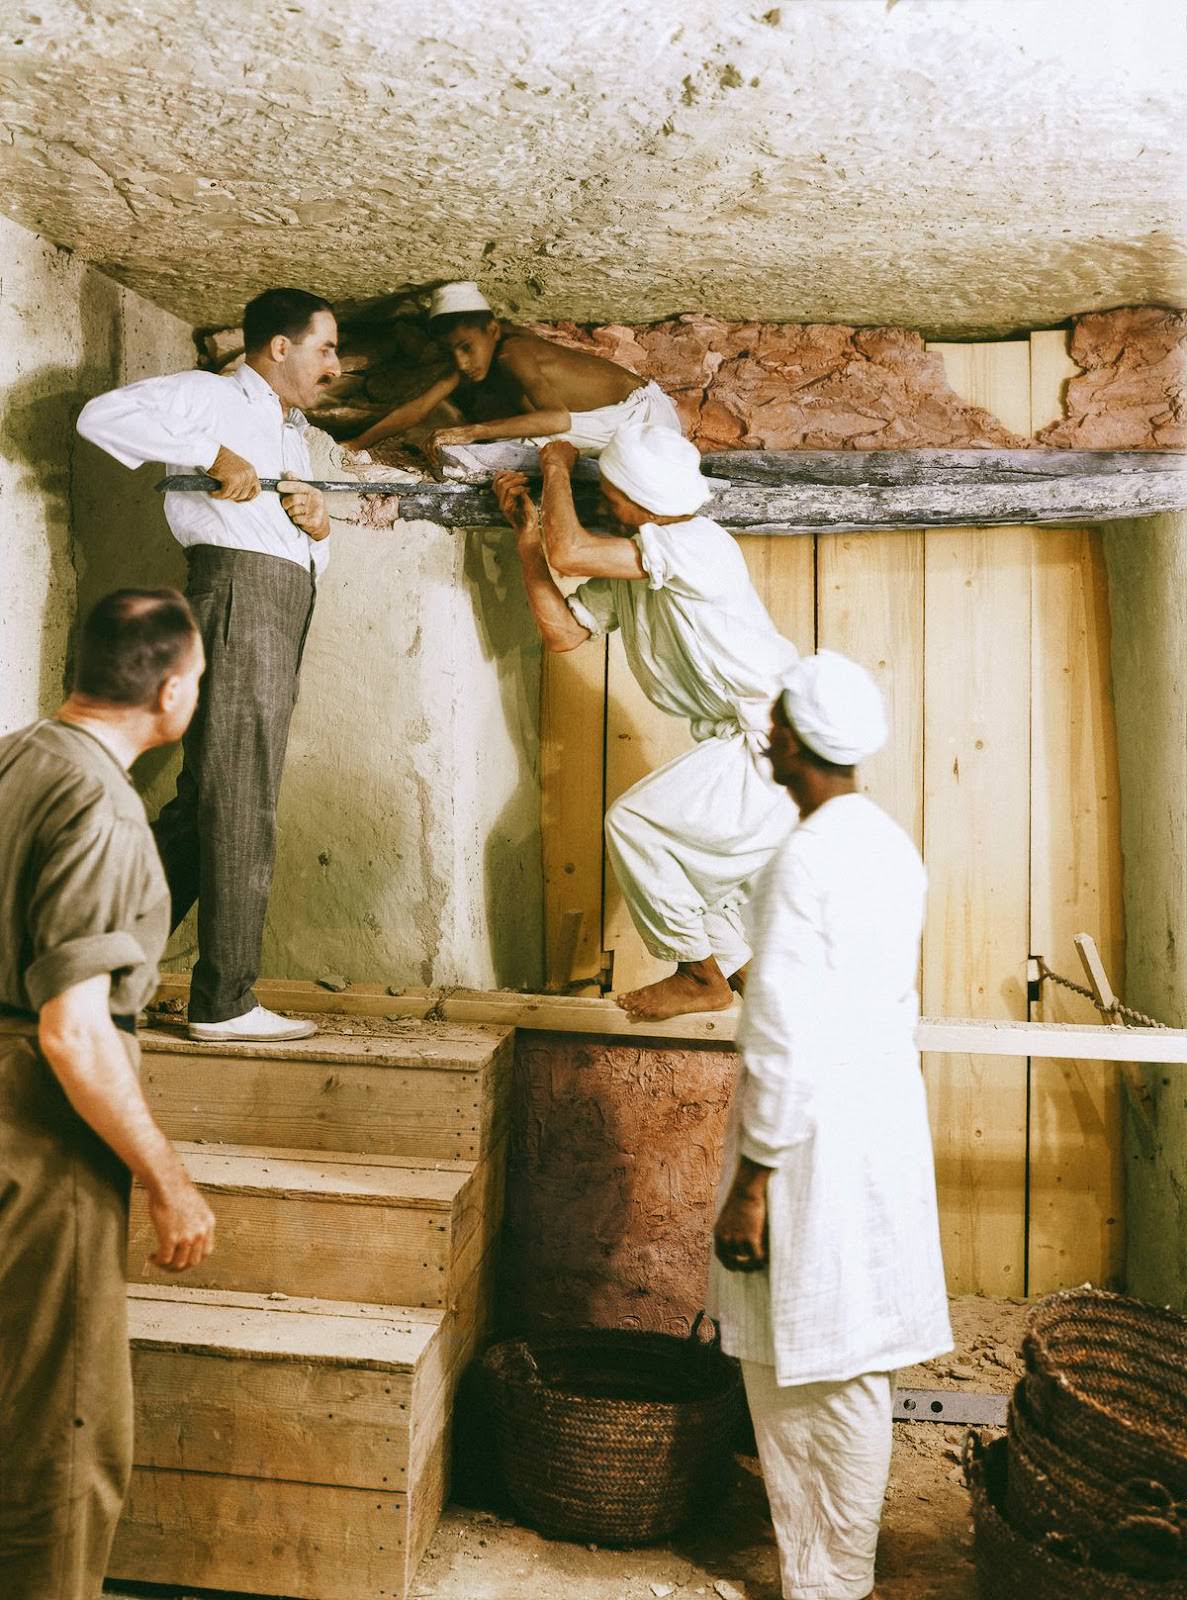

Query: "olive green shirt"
(0, 720), (170, 1018)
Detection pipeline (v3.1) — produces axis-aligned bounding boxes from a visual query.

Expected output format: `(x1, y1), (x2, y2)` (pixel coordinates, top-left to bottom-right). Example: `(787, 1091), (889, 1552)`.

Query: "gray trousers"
(153, 545), (316, 1022)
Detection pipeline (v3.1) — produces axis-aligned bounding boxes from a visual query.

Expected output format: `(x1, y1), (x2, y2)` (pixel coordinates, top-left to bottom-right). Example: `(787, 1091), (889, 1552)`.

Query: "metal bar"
(894, 1388), (1009, 1426)
(155, 475), (404, 495)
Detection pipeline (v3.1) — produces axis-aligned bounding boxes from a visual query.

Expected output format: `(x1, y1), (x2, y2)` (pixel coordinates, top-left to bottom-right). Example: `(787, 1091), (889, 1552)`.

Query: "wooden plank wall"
(538, 332), (1125, 1295)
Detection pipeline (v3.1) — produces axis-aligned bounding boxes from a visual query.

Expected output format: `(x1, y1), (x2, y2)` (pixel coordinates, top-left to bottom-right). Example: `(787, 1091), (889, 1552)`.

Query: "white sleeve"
(736, 840), (828, 1165)
(567, 578), (619, 637)
(77, 371), (225, 472)
(634, 519), (746, 602)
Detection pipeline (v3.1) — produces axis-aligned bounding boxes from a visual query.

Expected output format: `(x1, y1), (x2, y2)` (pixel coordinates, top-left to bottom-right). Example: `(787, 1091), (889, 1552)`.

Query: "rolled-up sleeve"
(77, 370), (224, 471)
(736, 842), (828, 1166)
(634, 520), (746, 601)
(24, 813), (151, 1010)
(567, 578), (619, 638)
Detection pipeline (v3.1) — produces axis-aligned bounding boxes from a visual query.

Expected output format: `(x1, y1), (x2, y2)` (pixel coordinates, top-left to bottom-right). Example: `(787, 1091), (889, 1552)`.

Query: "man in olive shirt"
(0, 590), (217, 1599)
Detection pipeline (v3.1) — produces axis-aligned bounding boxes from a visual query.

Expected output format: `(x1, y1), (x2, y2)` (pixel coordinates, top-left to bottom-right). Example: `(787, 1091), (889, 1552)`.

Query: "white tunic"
(77, 364), (327, 576)
(709, 793), (953, 1385)
(570, 518), (800, 970)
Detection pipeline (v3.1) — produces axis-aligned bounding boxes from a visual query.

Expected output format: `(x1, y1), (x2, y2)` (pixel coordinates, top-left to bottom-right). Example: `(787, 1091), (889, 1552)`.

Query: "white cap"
(598, 423), (713, 516)
(780, 651), (889, 766)
(429, 281), (493, 319)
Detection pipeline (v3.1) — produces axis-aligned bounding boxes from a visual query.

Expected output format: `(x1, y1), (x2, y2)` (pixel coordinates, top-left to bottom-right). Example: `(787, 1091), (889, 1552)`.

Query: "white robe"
(708, 793), (953, 1384)
(568, 517), (800, 971)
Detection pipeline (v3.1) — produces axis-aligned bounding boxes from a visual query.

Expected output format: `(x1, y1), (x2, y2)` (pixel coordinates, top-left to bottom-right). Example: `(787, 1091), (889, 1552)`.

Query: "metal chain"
(1037, 962), (1168, 1030)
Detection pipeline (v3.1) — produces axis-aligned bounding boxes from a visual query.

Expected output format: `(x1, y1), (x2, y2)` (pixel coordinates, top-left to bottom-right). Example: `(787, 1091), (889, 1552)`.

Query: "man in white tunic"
(493, 425), (799, 1021)
(710, 651), (952, 1600)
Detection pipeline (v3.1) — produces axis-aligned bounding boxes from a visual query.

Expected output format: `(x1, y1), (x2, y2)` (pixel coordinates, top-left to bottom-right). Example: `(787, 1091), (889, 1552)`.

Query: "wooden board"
(394, 449), (1187, 530)
(816, 529), (924, 846)
(923, 341), (1032, 1296)
(1027, 329), (1126, 1294)
(140, 977), (1187, 1058)
(541, 604), (607, 989)
(139, 1028), (511, 1163)
(128, 1298), (439, 1491)
(112, 1467), (412, 1600)
(127, 1143), (485, 1309)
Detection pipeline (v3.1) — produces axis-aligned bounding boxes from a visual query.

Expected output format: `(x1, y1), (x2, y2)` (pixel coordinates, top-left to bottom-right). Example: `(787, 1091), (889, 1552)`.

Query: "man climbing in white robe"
(710, 651), (952, 1600)
(492, 424), (800, 1021)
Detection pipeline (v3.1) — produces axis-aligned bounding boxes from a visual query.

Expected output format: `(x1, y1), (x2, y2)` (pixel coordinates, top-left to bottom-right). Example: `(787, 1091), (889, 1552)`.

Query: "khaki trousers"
(0, 1028), (134, 1599)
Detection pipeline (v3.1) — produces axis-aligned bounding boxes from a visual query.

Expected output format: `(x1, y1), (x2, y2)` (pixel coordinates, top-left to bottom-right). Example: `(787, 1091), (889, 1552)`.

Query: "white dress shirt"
(708, 794), (953, 1385)
(77, 363), (328, 576)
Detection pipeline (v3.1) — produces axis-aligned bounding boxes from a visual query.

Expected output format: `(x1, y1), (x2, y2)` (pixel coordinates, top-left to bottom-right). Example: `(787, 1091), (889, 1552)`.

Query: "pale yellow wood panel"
(817, 531), (924, 846)
(922, 341), (1032, 1297)
(922, 523), (1033, 1295)
(1029, 328), (1081, 432)
(113, 1469), (413, 1600)
(541, 620), (607, 989)
(931, 340), (1033, 436)
(736, 533), (816, 657)
(1028, 327), (1125, 1292)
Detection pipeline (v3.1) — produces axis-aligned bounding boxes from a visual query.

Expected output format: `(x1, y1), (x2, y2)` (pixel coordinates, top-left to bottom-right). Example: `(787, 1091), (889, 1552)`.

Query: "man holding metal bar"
(77, 288), (341, 1042)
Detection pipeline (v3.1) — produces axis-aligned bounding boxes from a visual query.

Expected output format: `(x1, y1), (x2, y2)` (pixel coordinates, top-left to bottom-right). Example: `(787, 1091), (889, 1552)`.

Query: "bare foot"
(617, 958), (735, 1021)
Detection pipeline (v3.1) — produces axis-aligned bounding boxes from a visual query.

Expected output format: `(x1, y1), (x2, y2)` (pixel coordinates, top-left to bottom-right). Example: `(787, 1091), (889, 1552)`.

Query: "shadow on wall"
(2, 363), (91, 710)
(463, 526), (545, 988)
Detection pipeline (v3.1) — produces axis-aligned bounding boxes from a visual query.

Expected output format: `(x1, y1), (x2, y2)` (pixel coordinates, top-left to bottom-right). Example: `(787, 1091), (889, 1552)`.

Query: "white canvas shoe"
(188, 1005), (317, 1043)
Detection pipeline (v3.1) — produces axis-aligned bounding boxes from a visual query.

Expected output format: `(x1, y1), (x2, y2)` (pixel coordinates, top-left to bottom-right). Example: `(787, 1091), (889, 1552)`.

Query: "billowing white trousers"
(604, 732), (794, 975)
(742, 1362), (893, 1600)
(529, 380), (682, 452)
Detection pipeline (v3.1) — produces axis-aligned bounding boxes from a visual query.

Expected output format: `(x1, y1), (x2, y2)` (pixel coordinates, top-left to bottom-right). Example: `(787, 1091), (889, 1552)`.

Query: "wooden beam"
(394, 449), (1187, 533)
(147, 976), (1187, 1062)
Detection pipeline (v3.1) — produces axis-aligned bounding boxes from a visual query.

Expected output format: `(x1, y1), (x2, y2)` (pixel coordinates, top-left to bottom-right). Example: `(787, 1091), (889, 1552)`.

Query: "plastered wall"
(1104, 512), (1187, 1305)
(0, 212), (193, 734)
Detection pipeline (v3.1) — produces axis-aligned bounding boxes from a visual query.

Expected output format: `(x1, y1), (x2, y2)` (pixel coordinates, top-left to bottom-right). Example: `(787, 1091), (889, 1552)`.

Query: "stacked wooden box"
(108, 1020), (512, 1600)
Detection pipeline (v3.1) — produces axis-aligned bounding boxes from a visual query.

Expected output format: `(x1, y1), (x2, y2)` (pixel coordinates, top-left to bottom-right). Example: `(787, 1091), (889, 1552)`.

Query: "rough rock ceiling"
(0, 0), (1183, 336)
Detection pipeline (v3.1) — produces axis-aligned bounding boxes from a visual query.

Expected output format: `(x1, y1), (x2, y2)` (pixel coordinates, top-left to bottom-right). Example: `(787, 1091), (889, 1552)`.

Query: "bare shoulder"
(496, 328), (549, 372)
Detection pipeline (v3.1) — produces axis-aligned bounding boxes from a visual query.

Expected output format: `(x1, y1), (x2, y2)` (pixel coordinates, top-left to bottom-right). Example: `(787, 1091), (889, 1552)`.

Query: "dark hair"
(429, 310), (497, 336)
(243, 288), (334, 353)
(75, 589), (198, 708)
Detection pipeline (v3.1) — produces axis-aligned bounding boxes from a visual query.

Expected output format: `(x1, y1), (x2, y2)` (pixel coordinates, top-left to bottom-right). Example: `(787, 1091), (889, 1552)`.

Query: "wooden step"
(138, 1019), (513, 1161)
(110, 1284), (452, 1599)
(128, 1140), (506, 1308)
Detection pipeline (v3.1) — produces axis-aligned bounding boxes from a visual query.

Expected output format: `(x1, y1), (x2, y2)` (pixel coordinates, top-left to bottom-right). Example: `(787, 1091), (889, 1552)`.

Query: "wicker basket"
(1022, 1289), (1187, 1496)
(1007, 1376), (1186, 1579)
(965, 1433), (1187, 1600)
(482, 1315), (745, 1545)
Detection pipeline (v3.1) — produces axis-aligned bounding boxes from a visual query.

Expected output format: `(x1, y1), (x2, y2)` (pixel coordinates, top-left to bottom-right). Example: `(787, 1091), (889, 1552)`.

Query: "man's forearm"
(466, 409), (572, 443)
(540, 459), (591, 569)
(517, 539), (590, 651)
(732, 1154), (774, 1196)
(39, 1006), (187, 1201)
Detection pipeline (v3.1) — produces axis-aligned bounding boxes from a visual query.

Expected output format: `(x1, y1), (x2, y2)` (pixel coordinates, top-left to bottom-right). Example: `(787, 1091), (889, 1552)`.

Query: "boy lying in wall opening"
(342, 281), (680, 468)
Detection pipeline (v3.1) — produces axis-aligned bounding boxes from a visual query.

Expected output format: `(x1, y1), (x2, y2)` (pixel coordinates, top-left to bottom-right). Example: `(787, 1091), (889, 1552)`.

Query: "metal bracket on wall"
(894, 1388), (1009, 1426)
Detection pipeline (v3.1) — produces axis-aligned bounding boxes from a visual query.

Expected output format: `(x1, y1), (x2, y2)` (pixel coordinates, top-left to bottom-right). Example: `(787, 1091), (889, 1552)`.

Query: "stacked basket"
(966, 1288), (1187, 1598)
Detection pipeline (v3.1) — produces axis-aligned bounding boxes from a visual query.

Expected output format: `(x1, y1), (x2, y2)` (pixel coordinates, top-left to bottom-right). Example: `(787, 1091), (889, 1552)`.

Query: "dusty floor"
(107, 1297), (1025, 1600)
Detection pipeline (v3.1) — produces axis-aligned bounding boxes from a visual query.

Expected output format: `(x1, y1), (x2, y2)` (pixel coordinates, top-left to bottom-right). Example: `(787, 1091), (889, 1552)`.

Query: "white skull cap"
(429, 281), (493, 318)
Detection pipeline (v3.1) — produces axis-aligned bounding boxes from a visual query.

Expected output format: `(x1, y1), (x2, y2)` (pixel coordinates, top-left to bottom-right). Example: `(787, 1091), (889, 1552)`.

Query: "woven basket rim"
(482, 1330), (742, 1413)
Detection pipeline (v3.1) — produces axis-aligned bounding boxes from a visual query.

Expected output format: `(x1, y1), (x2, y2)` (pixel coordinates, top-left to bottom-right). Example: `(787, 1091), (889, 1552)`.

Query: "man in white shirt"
(493, 424), (799, 1021)
(77, 288), (341, 1042)
(711, 652), (952, 1600)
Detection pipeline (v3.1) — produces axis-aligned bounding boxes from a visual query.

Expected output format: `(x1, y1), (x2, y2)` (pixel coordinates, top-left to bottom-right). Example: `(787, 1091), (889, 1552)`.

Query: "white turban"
(598, 423), (713, 517)
(429, 281), (492, 318)
(781, 651), (888, 766)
